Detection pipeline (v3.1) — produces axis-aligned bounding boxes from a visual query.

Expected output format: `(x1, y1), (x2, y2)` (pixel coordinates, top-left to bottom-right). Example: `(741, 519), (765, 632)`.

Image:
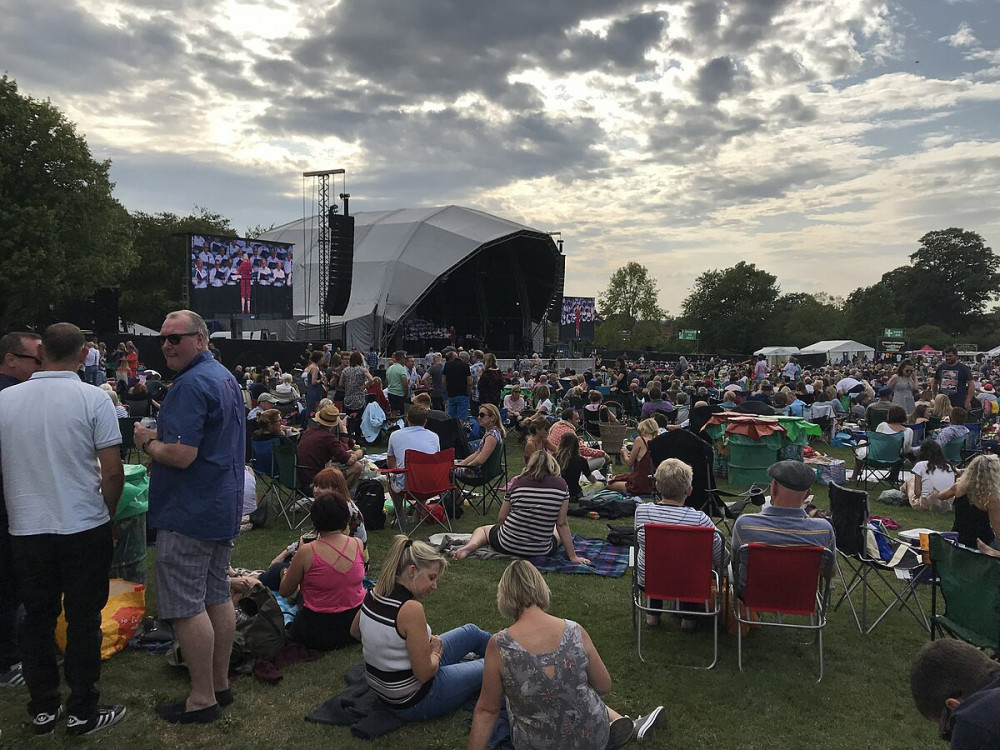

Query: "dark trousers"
(12, 523), (112, 719)
(0, 502), (21, 670)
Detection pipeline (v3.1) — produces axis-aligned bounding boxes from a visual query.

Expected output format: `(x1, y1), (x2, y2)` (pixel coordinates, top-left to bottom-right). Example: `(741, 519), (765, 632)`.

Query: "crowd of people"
(3, 324), (1000, 747)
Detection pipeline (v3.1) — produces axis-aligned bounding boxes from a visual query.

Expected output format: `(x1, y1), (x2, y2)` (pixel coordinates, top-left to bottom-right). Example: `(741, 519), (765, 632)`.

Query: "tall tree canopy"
(681, 262), (779, 352)
(595, 262), (665, 349)
(0, 76), (134, 330)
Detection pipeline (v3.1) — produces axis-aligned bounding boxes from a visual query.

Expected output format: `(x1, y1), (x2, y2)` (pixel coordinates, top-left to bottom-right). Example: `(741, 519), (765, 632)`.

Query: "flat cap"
(767, 460), (815, 491)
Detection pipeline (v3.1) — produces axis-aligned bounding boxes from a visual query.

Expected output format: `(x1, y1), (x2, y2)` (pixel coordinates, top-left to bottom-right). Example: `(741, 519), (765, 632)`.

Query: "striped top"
(731, 506), (837, 590)
(496, 476), (569, 557)
(633, 502), (723, 588)
(359, 584), (433, 708)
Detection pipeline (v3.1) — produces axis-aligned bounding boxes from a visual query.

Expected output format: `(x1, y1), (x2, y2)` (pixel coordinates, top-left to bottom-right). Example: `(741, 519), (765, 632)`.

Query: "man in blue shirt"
(133, 310), (244, 725)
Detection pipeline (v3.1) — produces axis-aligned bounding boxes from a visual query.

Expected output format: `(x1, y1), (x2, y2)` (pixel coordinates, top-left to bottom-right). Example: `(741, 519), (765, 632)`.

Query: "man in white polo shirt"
(0, 323), (126, 736)
(386, 404), (440, 492)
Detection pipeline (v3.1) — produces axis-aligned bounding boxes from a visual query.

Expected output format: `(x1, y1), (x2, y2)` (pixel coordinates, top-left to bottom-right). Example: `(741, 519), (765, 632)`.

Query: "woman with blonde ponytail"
(350, 535), (490, 721)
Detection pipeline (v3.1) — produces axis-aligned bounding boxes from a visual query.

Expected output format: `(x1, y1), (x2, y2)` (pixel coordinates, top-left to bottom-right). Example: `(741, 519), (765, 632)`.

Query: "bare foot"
(453, 547), (471, 560)
(976, 539), (1000, 557)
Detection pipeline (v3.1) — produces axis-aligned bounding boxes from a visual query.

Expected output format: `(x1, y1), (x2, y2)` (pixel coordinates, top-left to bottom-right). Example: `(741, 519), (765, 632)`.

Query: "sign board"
(956, 343), (978, 352)
(678, 330), (699, 341)
(881, 340), (906, 353)
(883, 328), (903, 338)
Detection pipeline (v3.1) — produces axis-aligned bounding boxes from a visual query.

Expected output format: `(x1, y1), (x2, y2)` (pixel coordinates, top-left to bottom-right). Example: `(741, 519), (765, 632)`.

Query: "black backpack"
(354, 479), (387, 530)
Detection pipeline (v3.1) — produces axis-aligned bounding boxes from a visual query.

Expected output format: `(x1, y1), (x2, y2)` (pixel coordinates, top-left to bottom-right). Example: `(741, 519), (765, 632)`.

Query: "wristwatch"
(141, 437), (156, 454)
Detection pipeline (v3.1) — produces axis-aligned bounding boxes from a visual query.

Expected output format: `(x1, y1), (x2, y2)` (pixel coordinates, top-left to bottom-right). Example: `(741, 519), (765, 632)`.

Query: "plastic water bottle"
(140, 417), (156, 430)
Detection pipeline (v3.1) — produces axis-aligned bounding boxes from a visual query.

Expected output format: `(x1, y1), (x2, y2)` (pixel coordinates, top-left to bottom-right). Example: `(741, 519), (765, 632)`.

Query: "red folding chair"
(734, 543), (834, 681)
(387, 449), (456, 538)
(633, 524), (722, 668)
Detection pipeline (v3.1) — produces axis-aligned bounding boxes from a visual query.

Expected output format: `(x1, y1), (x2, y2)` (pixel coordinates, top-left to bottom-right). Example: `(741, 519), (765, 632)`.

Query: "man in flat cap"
(730, 460), (836, 591)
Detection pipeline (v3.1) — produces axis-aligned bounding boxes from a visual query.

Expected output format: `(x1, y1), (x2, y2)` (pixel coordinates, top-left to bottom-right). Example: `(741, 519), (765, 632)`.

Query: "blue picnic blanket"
(529, 534), (629, 578)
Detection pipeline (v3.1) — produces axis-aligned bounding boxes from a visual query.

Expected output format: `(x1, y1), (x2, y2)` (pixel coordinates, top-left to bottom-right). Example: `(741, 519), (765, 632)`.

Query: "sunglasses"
(10, 353), (42, 366)
(159, 332), (201, 345)
(478, 412), (489, 418)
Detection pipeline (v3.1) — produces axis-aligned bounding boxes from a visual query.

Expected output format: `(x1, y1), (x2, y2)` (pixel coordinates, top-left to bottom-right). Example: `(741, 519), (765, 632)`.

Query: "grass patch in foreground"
(0, 438), (948, 749)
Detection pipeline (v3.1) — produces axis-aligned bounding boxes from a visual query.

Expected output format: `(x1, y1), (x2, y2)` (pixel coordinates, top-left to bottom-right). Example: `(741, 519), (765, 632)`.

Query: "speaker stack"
(324, 213), (355, 316)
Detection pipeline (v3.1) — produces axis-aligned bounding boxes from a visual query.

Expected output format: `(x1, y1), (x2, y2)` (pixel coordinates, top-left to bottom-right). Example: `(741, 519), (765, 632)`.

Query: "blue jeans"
(392, 623), (490, 722)
(447, 395), (470, 420)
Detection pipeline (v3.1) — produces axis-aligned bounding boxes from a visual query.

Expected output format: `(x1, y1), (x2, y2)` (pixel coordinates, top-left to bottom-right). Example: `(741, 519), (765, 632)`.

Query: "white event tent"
(799, 340), (875, 363)
(753, 346), (800, 364)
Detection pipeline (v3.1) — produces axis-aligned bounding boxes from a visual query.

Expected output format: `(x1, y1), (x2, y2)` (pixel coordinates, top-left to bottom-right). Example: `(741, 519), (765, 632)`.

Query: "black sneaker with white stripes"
(32, 705), (64, 735)
(66, 704), (127, 736)
(0, 662), (24, 688)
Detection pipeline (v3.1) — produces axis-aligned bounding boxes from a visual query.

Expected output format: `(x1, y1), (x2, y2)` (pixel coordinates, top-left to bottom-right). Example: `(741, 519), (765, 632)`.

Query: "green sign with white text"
(883, 328), (903, 338)
(678, 330), (699, 341)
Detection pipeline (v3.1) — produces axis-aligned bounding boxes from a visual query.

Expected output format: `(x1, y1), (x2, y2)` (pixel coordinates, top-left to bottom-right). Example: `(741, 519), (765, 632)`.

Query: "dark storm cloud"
(770, 93), (817, 122)
(0, 2), (187, 93)
(721, 0), (792, 51)
(280, 0), (664, 103)
(694, 56), (742, 103)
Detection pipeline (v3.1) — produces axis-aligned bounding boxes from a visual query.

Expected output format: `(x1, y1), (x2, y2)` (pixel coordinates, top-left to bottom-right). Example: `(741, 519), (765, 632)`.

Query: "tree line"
(0, 76), (264, 331)
(596, 232), (999, 355)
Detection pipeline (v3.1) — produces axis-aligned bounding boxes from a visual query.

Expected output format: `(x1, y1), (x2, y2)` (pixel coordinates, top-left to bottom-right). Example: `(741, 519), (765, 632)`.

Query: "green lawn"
(0, 436), (952, 749)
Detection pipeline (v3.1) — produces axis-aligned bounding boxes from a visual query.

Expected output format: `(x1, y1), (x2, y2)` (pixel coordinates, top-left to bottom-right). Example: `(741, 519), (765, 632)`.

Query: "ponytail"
(373, 535), (448, 597)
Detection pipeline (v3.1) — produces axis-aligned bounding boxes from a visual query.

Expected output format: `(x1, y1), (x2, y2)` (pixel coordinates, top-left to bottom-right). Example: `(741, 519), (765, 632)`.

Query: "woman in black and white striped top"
(350, 536), (490, 721)
(453, 451), (591, 565)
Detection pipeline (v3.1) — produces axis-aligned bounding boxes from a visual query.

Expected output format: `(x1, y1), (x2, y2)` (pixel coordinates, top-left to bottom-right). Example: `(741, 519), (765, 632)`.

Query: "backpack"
(231, 583), (287, 669)
(606, 524), (636, 546)
(354, 479), (387, 530)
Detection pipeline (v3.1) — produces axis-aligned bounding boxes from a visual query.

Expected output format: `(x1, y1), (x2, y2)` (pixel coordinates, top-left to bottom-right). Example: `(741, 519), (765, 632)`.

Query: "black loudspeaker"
(93, 288), (120, 335)
(547, 254), (565, 324)
(324, 214), (355, 316)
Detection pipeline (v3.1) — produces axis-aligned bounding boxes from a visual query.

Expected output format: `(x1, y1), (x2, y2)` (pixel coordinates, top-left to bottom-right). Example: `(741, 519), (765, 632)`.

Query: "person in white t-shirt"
(905, 439), (957, 512)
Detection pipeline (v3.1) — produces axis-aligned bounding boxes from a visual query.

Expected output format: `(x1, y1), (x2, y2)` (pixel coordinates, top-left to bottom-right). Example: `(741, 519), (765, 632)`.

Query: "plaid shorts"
(155, 530), (234, 619)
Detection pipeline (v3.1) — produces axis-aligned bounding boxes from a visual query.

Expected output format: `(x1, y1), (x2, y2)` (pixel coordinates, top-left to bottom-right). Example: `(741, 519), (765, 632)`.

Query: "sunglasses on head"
(159, 332), (200, 345)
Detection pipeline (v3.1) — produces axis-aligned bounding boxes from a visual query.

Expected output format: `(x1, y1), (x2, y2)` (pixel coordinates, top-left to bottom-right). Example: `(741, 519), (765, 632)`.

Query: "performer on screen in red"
(575, 305), (581, 338)
(238, 253), (253, 313)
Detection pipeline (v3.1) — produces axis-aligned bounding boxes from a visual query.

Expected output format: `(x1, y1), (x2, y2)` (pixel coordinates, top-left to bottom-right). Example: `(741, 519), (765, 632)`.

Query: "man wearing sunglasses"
(911, 639), (1000, 748)
(0, 331), (42, 690)
(133, 310), (244, 725)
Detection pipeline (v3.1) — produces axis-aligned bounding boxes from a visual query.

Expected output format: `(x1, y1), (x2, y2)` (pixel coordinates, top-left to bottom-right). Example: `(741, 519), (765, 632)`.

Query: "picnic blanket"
(430, 533), (629, 578)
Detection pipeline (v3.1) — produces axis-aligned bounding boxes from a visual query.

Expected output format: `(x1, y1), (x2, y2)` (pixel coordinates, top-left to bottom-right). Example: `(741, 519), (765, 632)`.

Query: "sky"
(2, 0), (999, 315)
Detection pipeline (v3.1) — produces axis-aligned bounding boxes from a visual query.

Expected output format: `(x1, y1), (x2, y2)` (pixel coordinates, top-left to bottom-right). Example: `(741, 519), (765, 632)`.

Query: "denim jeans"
(13, 523), (112, 719)
(392, 623), (491, 722)
(447, 395), (470, 420)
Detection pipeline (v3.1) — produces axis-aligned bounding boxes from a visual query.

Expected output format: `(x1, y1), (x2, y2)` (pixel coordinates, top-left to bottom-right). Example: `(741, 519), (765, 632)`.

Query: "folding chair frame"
(272, 443), (313, 530)
(632, 524), (723, 668)
(930, 534), (1000, 650)
(829, 483), (929, 634)
(734, 543), (833, 682)
(455, 440), (507, 516)
(392, 448), (457, 538)
(853, 430), (904, 492)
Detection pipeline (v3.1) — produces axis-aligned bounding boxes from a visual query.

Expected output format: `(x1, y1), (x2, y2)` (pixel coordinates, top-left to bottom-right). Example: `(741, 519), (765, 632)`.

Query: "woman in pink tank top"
(279, 490), (366, 650)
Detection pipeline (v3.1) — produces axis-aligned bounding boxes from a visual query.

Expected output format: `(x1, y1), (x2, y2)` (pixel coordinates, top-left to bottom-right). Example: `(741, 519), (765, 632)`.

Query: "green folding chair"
(455, 439), (507, 515)
(272, 443), (312, 529)
(930, 534), (1000, 650)
(941, 435), (966, 467)
(853, 431), (904, 491)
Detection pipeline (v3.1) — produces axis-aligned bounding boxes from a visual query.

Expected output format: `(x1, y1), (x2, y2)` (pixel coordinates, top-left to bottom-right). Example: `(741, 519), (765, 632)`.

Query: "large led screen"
(189, 234), (294, 318)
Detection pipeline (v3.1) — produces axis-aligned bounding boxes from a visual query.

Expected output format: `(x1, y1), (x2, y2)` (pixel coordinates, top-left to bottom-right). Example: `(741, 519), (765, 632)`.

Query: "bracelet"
(141, 437), (156, 454)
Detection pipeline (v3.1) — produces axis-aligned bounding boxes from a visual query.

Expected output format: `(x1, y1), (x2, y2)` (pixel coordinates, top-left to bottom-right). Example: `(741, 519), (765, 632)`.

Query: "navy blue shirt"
(148, 351), (245, 540)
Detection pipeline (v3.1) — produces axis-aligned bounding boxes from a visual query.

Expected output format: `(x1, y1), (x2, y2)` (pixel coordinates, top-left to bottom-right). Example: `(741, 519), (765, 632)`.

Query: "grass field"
(0, 434), (954, 750)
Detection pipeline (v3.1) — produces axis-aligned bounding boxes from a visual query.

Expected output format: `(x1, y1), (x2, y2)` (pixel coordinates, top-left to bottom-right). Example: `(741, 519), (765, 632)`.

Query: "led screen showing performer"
(188, 234), (293, 318)
(559, 297), (596, 341)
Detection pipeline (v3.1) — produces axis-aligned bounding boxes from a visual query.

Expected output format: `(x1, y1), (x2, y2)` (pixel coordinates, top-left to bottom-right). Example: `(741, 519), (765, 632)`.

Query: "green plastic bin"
(727, 433), (781, 487)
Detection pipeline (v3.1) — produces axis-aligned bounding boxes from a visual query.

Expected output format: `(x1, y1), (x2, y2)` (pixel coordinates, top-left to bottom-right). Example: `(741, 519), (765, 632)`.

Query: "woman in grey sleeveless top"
(888, 359), (918, 415)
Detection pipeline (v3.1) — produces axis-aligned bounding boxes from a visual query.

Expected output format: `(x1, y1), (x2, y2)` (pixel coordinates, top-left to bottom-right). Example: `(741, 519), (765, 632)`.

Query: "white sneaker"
(608, 715), (634, 748)
(66, 704), (127, 736)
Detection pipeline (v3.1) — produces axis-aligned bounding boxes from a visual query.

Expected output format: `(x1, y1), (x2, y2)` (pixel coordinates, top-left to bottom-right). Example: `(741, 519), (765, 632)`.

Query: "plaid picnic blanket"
(529, 534), (630, 578)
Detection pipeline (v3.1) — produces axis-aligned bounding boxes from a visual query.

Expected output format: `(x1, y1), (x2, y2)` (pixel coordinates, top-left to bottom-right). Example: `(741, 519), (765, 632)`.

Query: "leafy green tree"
(904, 229), (999, 331)
(681, 261), (779, 352)
(120, 207), (234, 327)
(843, 280), (905, 347)
(905, 324), (950, 350)
(596, 262), (665, 350)
(766, 293), (846, 347)
(0, 76), (135, 330)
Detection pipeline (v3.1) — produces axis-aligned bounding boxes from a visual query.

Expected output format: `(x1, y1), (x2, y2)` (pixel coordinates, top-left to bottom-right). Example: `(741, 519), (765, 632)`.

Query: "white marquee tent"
(799, 339), (875, 362)
(260, 205), (561, 351)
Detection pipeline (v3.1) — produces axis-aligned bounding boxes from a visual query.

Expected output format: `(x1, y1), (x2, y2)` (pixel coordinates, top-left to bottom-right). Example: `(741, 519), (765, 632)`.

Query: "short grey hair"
(166, 309), (209, 338)
(655, 458), (693, 500)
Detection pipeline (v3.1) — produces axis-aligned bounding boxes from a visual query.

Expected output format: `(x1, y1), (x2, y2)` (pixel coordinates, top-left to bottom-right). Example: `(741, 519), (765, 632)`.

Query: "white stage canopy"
(261, 205), (560, 351)
(753, 346), (800, 356)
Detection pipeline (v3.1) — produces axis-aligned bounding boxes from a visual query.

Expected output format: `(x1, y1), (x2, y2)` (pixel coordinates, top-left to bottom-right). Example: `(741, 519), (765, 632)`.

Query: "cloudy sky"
(2, 0), (999, 314)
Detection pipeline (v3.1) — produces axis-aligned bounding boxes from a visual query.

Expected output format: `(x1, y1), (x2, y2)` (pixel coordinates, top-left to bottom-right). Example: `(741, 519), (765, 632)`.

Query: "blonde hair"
(931, 394), (953, 420)
(479, 403), (506, 438)
(373, 535), (448, 597)
(655, 458), (693, 500)
(955, 454), (1000, 513)
(497, 560), (550, 620)
(521, 449), (560, 481)
(637, 418), (659, 438)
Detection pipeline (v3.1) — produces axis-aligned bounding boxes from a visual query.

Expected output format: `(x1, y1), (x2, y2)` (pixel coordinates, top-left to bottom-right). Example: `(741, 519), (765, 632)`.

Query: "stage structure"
(261, 206), (564, 353)
(302, 168), (349, 339)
